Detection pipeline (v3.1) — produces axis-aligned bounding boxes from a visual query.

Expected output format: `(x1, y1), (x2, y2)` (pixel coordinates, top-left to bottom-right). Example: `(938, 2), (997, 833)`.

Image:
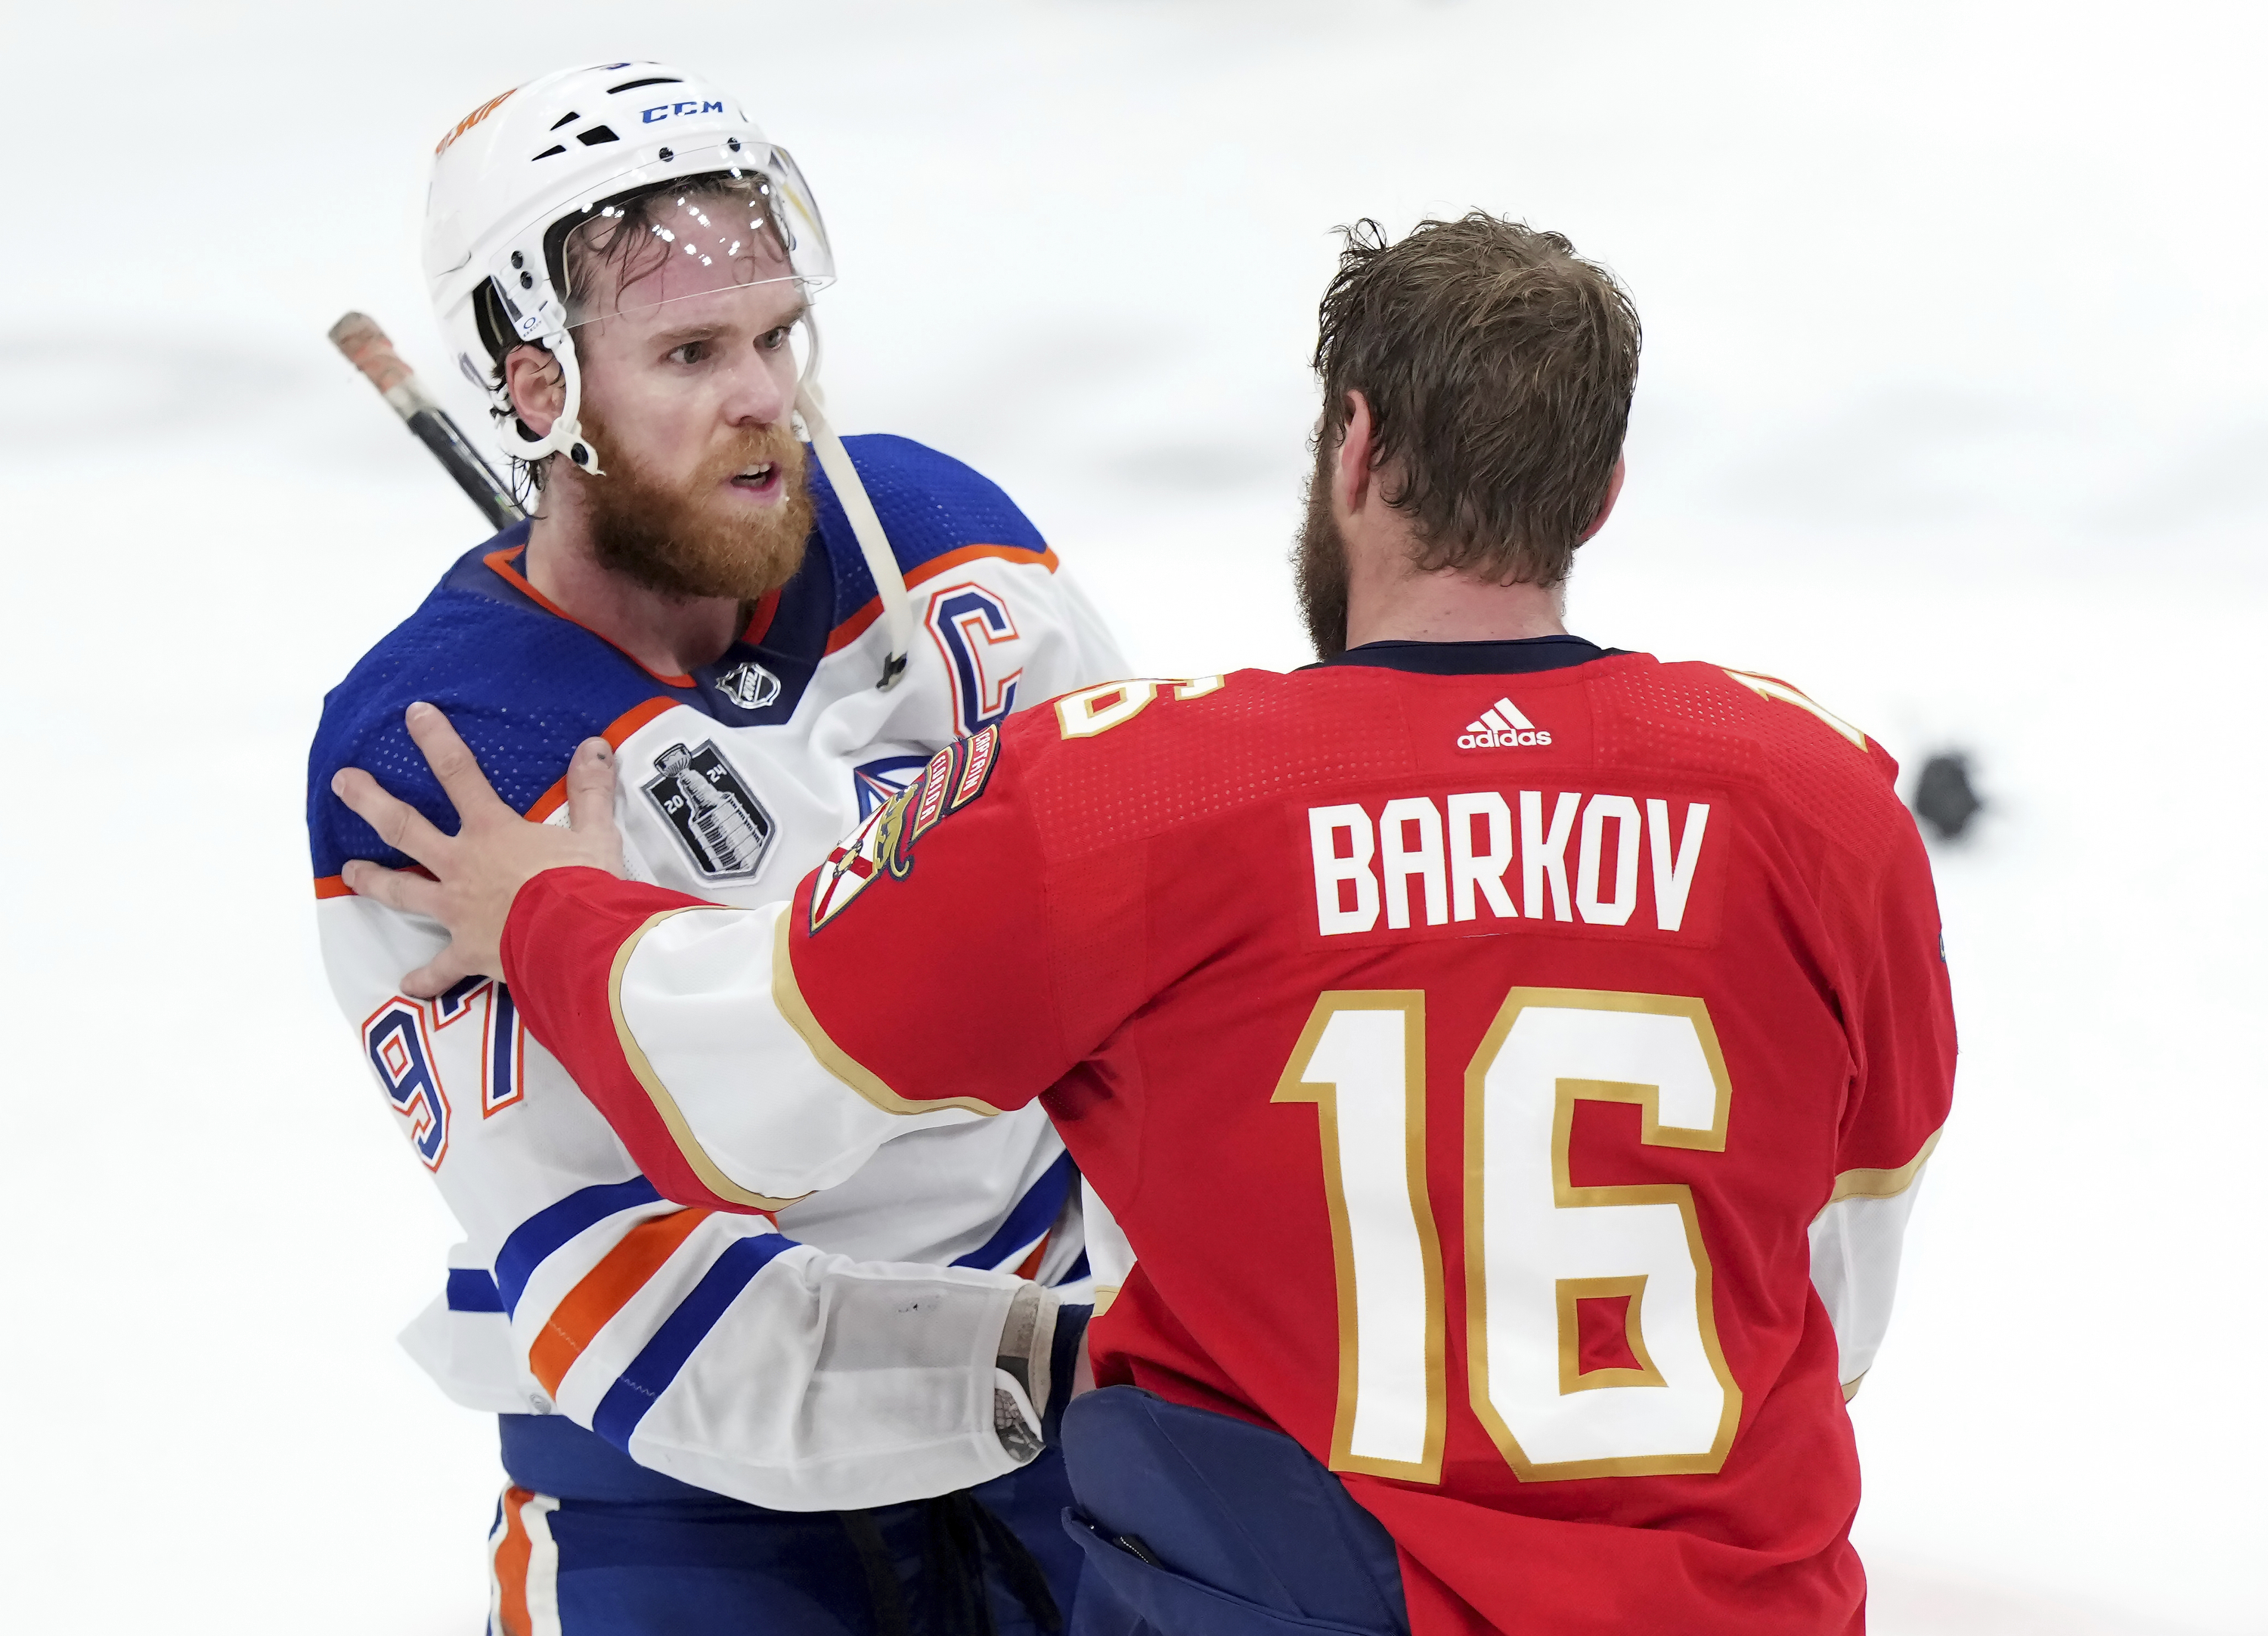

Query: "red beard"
(571, 411), (816, 603)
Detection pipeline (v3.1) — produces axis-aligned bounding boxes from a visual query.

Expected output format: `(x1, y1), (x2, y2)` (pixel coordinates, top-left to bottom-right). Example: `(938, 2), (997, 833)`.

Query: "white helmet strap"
(796, 316), (910, 691)
(503, 326), (603, 476)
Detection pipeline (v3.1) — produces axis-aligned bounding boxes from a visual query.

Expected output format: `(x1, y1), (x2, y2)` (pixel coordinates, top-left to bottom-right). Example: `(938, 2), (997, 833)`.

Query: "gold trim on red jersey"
(1721, 669), (1870, 751)
(1464, 987), (1744, 1483)
(1823, 1128), (1943, 1208)
(606, 906), (812, 1212)
(1556, 1274), (1668, 1395)
(1272, 990), (1449, 1486)
(770, 910), (1005, 1118)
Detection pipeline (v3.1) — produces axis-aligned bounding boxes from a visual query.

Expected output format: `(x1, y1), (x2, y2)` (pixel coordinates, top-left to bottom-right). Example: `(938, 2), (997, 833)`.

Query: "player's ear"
(1578, 454), (1627, 545)
(1335, 390), (1376, 515)
(503, 344), (565, 438)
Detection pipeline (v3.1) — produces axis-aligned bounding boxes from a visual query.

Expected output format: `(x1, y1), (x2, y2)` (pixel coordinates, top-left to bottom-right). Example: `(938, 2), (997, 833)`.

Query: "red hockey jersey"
(503, 639), (1957, 1634)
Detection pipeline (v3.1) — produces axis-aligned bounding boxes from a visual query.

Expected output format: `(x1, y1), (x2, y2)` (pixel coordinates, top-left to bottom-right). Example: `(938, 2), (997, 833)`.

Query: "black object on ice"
(1911, 753), (1983, 841)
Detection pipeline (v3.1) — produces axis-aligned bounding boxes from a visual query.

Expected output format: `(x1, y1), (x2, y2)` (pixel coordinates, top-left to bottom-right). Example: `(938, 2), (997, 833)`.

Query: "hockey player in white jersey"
(307, 62), (1128, 1634)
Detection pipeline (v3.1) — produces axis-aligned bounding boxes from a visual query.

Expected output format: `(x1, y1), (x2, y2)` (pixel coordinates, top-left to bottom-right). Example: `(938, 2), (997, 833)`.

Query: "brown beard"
(1293, 435), (1350, 661)
(569, 409), (815, 603)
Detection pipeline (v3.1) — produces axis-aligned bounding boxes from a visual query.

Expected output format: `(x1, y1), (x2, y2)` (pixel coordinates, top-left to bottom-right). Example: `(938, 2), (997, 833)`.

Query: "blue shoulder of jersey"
(808, 432), (1050, 626)
(306, 523), (669, 880)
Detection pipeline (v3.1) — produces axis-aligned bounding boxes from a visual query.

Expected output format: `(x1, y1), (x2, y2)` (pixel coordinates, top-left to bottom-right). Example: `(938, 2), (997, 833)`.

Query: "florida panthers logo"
(808, 724), (1001, 932)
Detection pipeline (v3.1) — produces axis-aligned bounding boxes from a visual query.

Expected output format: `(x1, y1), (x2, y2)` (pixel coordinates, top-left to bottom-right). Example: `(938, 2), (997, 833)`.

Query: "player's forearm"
(502, 867), (965, 1210)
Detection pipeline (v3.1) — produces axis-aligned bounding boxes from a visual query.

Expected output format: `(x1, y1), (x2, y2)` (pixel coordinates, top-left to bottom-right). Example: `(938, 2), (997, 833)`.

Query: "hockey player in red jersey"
(337, 214), (1956, 1634)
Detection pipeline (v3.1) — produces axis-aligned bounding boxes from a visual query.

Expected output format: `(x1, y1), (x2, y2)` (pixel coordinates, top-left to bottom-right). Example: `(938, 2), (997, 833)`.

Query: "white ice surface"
(2, 2), (2262, 1631)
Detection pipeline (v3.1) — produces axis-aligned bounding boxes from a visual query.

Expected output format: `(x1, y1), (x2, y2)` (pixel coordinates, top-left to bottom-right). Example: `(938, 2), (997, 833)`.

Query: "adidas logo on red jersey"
(1458, 696), (1551, 749)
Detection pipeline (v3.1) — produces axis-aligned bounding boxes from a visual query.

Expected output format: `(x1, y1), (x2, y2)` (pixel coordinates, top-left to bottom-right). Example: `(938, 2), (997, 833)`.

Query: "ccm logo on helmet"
(644, 100), (728, 123)
(1456, 696), (1551, 750)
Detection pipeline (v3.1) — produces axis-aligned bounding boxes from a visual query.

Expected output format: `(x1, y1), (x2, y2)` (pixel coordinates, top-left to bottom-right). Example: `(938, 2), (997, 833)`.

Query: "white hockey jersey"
(308, 435), (1128, 1511)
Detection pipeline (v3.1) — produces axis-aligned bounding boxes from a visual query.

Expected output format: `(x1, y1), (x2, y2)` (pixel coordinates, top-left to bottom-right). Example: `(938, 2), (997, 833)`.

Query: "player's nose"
(720, 340), (795, 429)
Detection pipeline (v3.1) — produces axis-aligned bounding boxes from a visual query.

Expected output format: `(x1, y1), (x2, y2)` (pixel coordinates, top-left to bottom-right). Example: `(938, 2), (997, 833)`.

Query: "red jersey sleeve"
(1801, 741), (1957, 1396)
(1829, 755), (1957, 1182)
(782, 713), (1145, 1111)
(499, 868), (758, 1206)
(497, 710), (1147, 1213)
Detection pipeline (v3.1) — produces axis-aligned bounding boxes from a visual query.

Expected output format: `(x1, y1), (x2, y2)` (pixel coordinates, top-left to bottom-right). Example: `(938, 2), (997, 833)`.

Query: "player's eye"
(758, 325), (792, 352)
(668, 339), (711, 366)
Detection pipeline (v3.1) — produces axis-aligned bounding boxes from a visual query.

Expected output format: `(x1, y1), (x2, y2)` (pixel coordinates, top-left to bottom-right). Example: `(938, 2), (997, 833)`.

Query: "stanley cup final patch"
(643, 741), (776, 882)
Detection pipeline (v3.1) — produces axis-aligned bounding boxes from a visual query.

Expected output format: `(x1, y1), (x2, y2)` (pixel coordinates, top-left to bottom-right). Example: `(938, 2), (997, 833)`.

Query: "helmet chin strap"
(501, 324), (604, 477)
(795, 313), (911, 691)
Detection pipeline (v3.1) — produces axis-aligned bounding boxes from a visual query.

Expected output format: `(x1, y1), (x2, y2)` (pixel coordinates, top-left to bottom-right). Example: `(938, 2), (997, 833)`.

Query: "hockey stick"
(329, 311), (525, 531)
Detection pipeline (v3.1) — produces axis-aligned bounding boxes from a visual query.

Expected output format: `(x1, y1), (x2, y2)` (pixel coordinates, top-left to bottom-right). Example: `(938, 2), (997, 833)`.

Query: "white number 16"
(1274, 987), (1742, 1484)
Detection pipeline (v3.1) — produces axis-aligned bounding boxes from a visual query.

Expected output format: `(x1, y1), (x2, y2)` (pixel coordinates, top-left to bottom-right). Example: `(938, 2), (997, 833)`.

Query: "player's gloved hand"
(333, 701), (625, 998)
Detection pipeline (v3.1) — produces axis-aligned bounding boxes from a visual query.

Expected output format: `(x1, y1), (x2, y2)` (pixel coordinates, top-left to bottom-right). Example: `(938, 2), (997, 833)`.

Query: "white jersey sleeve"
(1808, 1136), (1938, 1398)
(318, 893), (1049, 1511)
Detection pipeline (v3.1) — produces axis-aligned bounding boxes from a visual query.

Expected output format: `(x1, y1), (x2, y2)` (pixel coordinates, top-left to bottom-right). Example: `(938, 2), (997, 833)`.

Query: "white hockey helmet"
(423, 61), (834, 473)
(420, 61), (914, 688)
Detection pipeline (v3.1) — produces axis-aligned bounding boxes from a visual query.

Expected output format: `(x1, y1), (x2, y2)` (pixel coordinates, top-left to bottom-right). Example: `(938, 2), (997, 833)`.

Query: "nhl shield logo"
(643, 742), (776, 882)
(714, 660), (782, 711)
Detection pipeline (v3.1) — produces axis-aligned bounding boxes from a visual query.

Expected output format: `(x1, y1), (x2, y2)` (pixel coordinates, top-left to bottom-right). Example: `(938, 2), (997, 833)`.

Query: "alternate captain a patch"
(644, 741), (776, 882)
(809, 724), (1000, 932)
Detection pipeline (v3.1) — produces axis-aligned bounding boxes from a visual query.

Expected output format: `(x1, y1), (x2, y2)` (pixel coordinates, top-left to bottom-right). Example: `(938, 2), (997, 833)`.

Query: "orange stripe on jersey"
(311, 863), (435, 900)
(493, 1486), (535, 1636)
(742, 585), (783, 646)
(528, 1207), (713, 1395)
(485, 546), (701, 687)
(824, 543), (1060, 656)
(526, 696), (683, 823)
(1014, 1232), (1050, 1281)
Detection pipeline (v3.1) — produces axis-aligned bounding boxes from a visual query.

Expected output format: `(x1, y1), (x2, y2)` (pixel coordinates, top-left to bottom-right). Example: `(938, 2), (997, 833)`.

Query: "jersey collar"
(438, 519), (839, 728)
(1311, 635), (1617, 675)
